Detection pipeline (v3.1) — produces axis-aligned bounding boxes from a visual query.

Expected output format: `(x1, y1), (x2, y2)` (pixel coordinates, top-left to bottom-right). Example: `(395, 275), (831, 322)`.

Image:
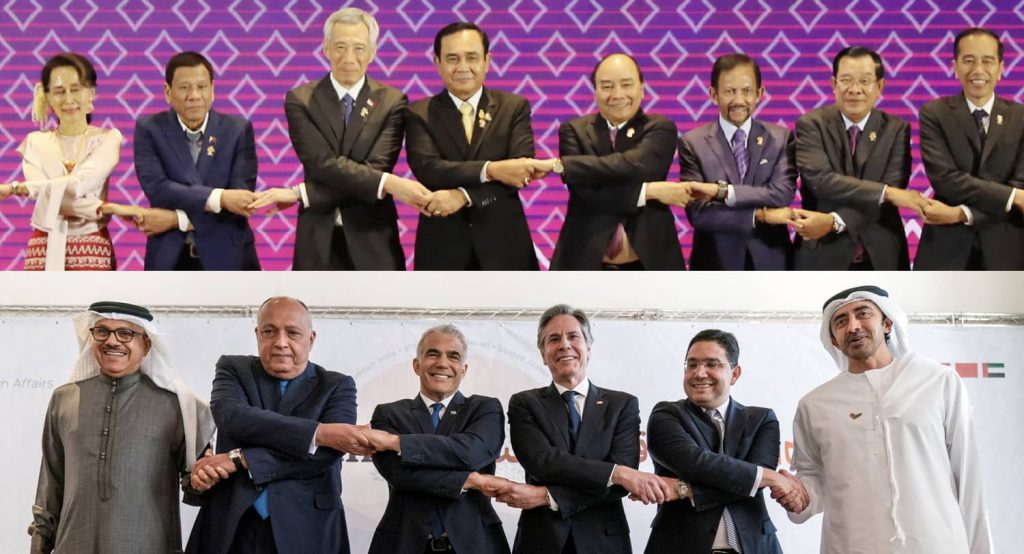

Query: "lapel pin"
(997, 114), (1004, 126)
(359, 106), (369, 118)
(208, 136), (216, 145)
(206, 146), (215, 157)
(626, 128), (635, 138)
(448, 410), (457, 416)
(759, 158), (768, 165)
(755, 135), (764, 145)
(849, 412), (863, 420)
(478, 109), (491, 129)
(366, 97), (375, 108)
(869, 131), (877, 142)
(596, 400), (604, 405)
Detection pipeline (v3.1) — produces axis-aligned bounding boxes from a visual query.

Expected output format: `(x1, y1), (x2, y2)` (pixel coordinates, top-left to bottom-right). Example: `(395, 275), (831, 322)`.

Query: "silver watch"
(675, 480), (689, 499)
(552, 158), (564, 174)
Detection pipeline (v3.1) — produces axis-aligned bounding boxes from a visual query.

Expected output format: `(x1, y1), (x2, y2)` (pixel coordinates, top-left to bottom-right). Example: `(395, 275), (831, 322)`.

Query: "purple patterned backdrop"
(1, 1), (1021, 270)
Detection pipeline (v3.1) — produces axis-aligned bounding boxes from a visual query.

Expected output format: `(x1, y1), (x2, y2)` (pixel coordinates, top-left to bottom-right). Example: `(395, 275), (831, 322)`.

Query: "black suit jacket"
(550, 111), (686, 270)
(405, 87), (538, 270)
(679, 119), (797, 270)
(186, 356), (355, 554)
(285, 75), (406, 270)
(507, 382), (638, 554)
(644, 398), (782, 554)
(916, 94), (1024, 269)
(794, 105), (911, 270)
(368, 392), (510, 554)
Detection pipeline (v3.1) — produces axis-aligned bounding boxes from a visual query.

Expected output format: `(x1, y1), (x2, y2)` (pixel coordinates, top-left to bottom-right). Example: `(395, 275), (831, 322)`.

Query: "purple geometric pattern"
(0, 2), (1021, 270)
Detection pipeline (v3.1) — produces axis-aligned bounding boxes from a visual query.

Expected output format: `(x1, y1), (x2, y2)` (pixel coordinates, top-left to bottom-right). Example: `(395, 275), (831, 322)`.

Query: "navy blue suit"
(368, 392), (510, 554)
(645, 398), (782, 554)
(134, 109), (260, 270)
(508, 382), (638, 554)
(186, 356), (355, 554)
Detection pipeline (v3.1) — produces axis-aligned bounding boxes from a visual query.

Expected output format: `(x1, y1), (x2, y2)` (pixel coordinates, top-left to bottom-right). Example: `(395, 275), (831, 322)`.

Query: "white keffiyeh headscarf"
(819, 285), (910, 372)
(70, 301), (214, 469)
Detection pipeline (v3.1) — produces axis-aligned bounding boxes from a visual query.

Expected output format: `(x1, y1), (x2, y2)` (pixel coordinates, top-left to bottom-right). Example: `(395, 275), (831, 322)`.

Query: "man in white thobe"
(784, 285), (992, 554)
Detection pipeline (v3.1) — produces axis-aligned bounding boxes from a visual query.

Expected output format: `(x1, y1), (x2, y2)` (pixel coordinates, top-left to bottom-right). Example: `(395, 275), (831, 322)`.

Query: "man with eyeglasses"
(793, 46), (945, 270)
(675, 53), (798, 270)
(644, 329), (790, 554)
(29, 301), (214, 554)
(916, 27), (1024, 269)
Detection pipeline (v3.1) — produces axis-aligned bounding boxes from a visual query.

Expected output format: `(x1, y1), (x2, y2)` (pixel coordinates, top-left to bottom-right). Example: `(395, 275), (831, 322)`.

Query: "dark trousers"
(328, 226), (356, 270)
(174, 243), (203, 270)
(229, 507), (277, 554)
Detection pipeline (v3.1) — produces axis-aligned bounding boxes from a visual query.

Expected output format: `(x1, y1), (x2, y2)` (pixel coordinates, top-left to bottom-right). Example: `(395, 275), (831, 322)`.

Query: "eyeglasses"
(685, 359), (729, 371)
(835, 76), (877, 90)
(90, 326), (146, 343)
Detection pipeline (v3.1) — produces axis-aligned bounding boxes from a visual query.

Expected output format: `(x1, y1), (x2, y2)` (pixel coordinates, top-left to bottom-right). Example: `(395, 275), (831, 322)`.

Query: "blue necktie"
(732, 128), (748, 182)
(429, 402), (446, 539)
(430, 402), (443, 430)
(342, 94), (354, 127)
(253, 379), (289, 519)
(563, 391), (580, 444)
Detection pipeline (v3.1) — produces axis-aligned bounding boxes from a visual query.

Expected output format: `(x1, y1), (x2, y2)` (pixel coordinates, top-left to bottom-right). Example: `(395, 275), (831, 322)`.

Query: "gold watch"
(675, 480), (689, 499)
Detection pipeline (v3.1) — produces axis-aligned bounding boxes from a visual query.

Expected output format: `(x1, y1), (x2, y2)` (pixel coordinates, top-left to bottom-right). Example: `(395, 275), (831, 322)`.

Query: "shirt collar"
(965, 93), (995, 116)
(700, 396), (731, 422)
(329, 73), (366, 102)
(841, 111), (871, 131)
(178, 112), (209, 135)
(553, 377), (590, 397)
(420, 391), (457, 411)
(449, 87), (483, 114)
(719, 115), (752, 145)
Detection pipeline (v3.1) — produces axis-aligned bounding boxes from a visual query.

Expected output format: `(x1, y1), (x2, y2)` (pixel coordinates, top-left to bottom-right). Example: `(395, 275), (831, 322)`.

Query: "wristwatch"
(551, 158), (564, 175)
(228, 448), (244, 472)
(714, 180), (729, 202)
(675, 479), (690, 500)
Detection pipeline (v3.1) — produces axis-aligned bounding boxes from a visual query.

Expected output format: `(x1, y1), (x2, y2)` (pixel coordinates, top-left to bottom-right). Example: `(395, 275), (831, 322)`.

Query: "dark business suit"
(134, 109), (261, 270)
(679, 119), (797, 270)
(186, 356), (355, 554)
(916, 94), (1024, 270)
(645, 398), (782, 554)
(405, 87), (538, 270)
(793, 105), (911, 270)
(285, 75), (406, 270)
(550, 111), (686, 270)
(368, 392), (510, 554)
(507, 382), (638, 554)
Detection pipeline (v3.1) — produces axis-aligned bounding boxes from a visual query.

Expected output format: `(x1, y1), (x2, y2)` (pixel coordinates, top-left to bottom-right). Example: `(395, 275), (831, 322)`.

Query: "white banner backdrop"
(2, 314), (1018, 553)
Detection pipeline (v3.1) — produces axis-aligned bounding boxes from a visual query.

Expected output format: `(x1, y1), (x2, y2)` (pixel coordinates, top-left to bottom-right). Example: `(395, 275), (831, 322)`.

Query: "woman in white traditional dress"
(0, 52), (138, 270)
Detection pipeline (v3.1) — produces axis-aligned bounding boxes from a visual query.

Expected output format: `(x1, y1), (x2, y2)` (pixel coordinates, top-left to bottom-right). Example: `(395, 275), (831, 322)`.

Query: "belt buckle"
(428, 536), (451, 552)
(188, 242), (199, 259)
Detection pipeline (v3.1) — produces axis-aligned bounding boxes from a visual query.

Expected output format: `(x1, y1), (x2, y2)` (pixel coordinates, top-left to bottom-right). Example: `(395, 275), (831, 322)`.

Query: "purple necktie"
(341, 94), (354, 127)
(848, 125), (861, 157)
(732, 129), (747, 182)
(605, 125), (626, 260)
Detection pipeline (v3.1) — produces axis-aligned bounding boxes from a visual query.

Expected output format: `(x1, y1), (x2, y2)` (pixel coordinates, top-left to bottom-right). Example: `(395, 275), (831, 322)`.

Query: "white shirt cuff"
(637, 183), (647, 207)
(377, 172), (389, 200)
(547, 489), (559, 511)
(750, 466), (763, 497)
(878, 184), (887, 205)
(296, 183), (310, 209)
(960, 205), (974, 226)
(831, 211), (846, 233)
(724, 184), (736, 207)
(459, 187), (472, 207)
(480, 161), (490, 183)
(1006, 189), (1016, 213)
(176, 210), (191, 232)
(206, 189), (223, 213)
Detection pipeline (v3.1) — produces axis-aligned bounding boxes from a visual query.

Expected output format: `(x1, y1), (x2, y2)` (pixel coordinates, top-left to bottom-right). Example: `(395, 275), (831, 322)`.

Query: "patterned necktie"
(341, 94), (354, 128)
(732, 129), (748, 182)
(972, 109), (987, 144)
(185, 129), (202, 164)
(253, 379), (290, 519)
(459, 102), (475, 143)
(604, 126), (628, 261)
(562, 391), (580, 443)
(707, 408), (743, 552)
(609, 125), (618, 150)
(430, 402), (443, 430)
(848, 125), (861, 158)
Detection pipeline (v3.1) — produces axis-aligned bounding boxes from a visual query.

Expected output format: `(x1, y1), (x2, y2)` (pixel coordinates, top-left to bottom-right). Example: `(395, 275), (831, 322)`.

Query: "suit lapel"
(311, 76), (345, 151)
(437, 391), (465, 435)
(254, 359), (280, 411)
(723, 398), (745, 455)
(592, 116), (613, 155)
(573, 383), (605, 455)
(540, 384), (573, 450)
(467, 88), (494, 160)
(409, 395), (435, 434)
(854, 110), (883, 176)
(982, 97), (1007, 165)
(279, 365), (317, 416)
(341, 80), (373, 154)
(745, 119), (767, 184)
(194, 110), (219, 177)
(826, 108), (854, 175)
(684, 399), (719, 451)
(706, 121), (741, 185)
(433, 92), (471, 159)
(950, 94), (982, 155)
(159, 110), (200, 181)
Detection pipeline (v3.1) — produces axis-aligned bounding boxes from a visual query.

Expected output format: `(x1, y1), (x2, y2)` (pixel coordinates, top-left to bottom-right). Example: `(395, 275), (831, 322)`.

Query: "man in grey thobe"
(29, 301), (213, 553)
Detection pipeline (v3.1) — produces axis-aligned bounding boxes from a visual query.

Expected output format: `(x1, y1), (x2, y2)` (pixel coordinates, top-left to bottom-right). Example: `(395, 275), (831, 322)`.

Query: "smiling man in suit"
(252, 7), (432, 270)
(134, 51), (261, 270)
(676, 53), (797, 270)
(361, 324), (511, 554)
(548, 53), (688, 270)
(404, 22), (542, 270)
(185, 296), (374, 554)
(645, 329), (794, 554)
(503, 304), (673, 554)
(916, 27), (1024, 270)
